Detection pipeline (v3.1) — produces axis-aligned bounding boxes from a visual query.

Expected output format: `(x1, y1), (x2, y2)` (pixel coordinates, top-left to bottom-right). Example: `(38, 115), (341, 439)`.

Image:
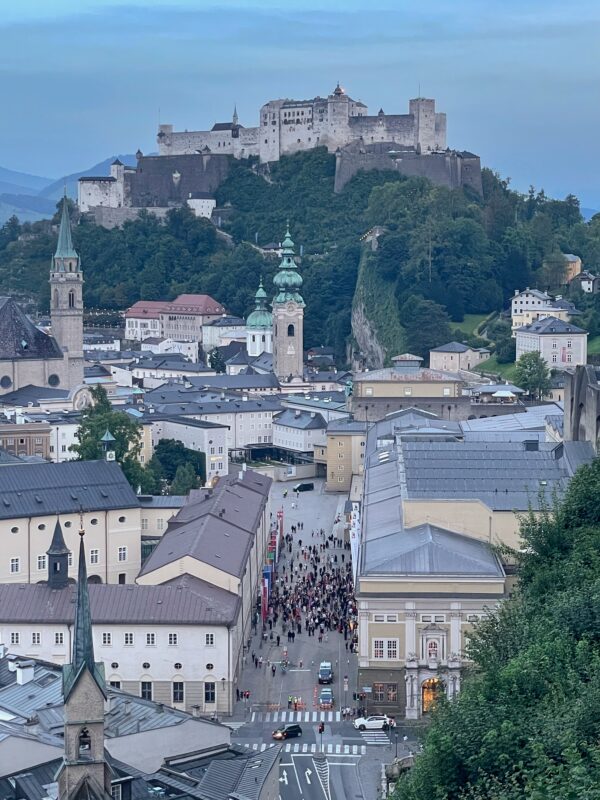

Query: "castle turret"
(50, 195), (84, 387)
(247, 278), (273, 357)
(272, 225), (304, 382)
(57, 521), (111, 800)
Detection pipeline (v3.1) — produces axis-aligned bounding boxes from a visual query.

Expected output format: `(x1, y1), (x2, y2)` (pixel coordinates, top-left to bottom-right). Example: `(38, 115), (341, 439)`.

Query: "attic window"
(101, 491), (109, 498)
(70, 493), (78, 500)
(35, 495), (43, 503)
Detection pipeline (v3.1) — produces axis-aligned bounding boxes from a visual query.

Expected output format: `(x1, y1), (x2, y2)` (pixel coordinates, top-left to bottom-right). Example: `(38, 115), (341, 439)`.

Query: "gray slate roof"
(138, 470), (271, 579)
(190, 373), (280, 390)
(400, 439), (593, 510)
(0, 460), (139, 519)
(0, 574), (240, 625)
(429, 341), (470, 353)
(362, 523), (504, 577)
(516, 316), (587, 335)
(274, 409), (327, 430)
(0, 298), (64, 361)
(0, 384), (69, 406)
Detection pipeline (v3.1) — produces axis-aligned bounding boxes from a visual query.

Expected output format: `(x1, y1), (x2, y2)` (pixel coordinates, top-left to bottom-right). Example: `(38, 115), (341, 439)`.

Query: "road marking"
(304, 768), (312, 785)
(311, 711), (317, 722)
(279, 770), (288, 785)
(293, 743), (300, 753)
(251, 712), (256, 722)
(304, 712), (310, 722)
(302, 743), (308, 752)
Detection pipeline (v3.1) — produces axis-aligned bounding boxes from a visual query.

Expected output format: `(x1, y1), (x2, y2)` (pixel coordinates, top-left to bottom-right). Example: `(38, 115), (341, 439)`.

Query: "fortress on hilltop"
(158, 83), (448, 163)
(79, 83), (481, 227)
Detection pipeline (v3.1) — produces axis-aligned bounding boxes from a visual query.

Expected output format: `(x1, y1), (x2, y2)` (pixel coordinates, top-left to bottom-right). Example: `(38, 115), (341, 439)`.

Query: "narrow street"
(228, 479), (404, 800)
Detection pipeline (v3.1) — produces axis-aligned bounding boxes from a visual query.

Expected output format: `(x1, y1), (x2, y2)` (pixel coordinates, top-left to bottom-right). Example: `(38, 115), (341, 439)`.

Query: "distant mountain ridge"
(0, 155), (138, 224)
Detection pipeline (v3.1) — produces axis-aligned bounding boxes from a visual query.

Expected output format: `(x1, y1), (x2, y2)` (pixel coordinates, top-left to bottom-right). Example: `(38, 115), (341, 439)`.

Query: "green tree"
(148, 438), (206, 486)
(170, 463), (199, 495)
(209, 348), (227, 373)
(400, 295), (452, 359)
(514, 351), (551, 398)
(71, 386), (156, 492)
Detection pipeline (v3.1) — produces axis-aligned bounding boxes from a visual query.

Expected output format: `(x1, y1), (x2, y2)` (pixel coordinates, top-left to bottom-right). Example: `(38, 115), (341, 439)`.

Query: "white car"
(353, 714), (395, 731)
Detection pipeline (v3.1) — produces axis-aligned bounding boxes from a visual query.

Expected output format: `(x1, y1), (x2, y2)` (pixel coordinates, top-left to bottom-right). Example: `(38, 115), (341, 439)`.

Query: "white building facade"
(516, 316), (588, 369)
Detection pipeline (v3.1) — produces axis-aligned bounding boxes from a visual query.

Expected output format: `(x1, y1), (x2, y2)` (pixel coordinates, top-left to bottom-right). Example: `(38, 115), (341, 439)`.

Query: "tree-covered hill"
(1, 148), (599, 362)
(395, 459), (600, 800)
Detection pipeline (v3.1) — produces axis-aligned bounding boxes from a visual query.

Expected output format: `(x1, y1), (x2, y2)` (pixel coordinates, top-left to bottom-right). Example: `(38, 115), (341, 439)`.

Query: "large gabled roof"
(0, 298), (64, 361)
(0, 460), (138, 519)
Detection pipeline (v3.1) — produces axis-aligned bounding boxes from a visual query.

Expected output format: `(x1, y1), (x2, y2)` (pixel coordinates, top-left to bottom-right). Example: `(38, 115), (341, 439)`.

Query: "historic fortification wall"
(334, 142), (482, 194)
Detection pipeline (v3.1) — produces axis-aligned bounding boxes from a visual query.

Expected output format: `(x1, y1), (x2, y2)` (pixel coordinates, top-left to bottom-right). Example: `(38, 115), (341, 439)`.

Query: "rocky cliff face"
(351, 246), (407, 369)
(351, 298), (386, 369)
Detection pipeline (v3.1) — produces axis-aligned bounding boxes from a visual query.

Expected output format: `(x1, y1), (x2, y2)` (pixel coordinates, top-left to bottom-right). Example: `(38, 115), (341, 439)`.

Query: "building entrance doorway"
(422, 678), (444, 713)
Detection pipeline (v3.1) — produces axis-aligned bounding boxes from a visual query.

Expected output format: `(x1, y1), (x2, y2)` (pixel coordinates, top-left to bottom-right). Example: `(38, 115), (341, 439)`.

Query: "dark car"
(272, 723), (302, 740)
(294, 482), (314, 493)
(318, 661), (333, 684)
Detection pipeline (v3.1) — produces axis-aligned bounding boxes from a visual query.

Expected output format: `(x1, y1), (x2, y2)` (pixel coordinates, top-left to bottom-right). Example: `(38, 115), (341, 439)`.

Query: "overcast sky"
(2, 0), (599, 207)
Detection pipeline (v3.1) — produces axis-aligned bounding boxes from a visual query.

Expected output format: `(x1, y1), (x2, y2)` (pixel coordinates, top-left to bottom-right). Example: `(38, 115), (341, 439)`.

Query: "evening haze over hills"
(0, 0), (599, 208)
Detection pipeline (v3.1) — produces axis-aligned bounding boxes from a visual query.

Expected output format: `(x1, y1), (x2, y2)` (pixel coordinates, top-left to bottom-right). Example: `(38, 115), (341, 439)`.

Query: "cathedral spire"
(233, 104), (239, 126)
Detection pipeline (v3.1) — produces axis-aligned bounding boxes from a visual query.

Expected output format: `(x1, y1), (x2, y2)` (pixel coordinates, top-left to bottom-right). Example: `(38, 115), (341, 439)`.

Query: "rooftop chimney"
(0, 643), (7, 659)
(7, 654), (18, 672)
(16, 660), (35, 685)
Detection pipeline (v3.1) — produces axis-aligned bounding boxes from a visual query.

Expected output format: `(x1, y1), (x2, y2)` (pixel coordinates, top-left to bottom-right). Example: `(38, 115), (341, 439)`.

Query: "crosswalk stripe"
(280, 711), (287, 722)
(251, 712), (256, 722)
(284, 743), (291, 751)
(302, 743), (308, 753)
(252, 743), (258, 750)
(304, 711), (310, 722)
(361, 745), (367, 755)
(261, 743), (267, 751)
(335, 711), (341, 722)
(311, 711), (317, 722)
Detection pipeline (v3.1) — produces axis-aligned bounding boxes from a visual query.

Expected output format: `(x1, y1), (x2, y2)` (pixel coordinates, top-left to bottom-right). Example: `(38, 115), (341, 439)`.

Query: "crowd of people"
(263, 527), (358, 658)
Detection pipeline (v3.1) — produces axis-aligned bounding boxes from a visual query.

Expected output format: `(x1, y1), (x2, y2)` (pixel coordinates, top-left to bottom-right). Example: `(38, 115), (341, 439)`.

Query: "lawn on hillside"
(474, 354), (518, 382)
(587, 335), (600, 355)
(452, 313), (490, 337)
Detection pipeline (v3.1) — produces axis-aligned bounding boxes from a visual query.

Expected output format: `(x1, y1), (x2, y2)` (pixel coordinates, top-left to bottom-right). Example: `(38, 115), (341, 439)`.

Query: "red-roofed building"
(125, 295), (227, 342)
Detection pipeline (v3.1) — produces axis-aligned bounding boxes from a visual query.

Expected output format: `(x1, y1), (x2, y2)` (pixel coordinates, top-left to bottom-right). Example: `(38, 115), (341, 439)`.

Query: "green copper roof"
(273, 225), (304, 306)
(54, 198), (79, 261)
(63, 528), (106, 701)
(247, 278), (272, 329)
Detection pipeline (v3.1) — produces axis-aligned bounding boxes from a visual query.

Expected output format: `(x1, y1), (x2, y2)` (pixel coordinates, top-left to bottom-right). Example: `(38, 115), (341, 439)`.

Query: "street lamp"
(394, 730), (399, 759)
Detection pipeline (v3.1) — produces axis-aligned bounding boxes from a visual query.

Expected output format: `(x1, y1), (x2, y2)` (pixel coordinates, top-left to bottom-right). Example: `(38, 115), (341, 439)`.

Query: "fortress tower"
(50, 198), (84, 386)
(272, 226), (304, 382)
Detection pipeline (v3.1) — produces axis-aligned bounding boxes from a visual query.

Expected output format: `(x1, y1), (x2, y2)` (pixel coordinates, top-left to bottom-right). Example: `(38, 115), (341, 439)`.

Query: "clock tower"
(272, 225), (304, 382)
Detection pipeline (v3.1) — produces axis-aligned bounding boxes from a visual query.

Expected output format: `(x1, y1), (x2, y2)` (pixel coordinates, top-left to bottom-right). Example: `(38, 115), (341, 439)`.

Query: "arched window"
(68, 290), (75, 309)
(78, 727), (91, 758)
(262, 334), (266, 342)
(287, 324), (295, 337)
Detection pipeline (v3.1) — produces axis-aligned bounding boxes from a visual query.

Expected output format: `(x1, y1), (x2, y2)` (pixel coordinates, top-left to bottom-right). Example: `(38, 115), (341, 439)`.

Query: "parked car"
(353, 715), (395, 731)
(318, 688), (334, 709)
(294, 482), (314, 492)
(318, 661), (333, 684)
(272, 723), (303, 740)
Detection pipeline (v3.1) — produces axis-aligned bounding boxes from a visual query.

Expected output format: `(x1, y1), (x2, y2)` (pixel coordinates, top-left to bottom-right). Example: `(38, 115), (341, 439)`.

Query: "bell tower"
(57, 520), (111, 800)
(272, 225), (305, 382)
(47, 519), (70, 590)
(50, 196), (84, 387)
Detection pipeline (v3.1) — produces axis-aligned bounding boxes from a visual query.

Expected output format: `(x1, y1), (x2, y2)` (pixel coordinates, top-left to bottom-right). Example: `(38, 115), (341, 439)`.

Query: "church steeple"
(246, 277), (273, 357)
(58, 522), (111, 800)
(272, 224), (305, 382)
(64, 523), (105, 700)
(233, 104), (239, 126)
(50, 194), (84, 387)
(47, 519), (70, 590)
(54, 195), (80, 271)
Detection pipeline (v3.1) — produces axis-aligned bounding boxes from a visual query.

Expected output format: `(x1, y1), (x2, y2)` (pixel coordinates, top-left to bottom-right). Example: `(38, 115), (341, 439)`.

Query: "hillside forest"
(1, 148), (600, 363)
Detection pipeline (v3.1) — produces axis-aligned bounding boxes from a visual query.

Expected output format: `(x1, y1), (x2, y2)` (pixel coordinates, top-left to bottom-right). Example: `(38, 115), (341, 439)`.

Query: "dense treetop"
(0, 149), (599, 362)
